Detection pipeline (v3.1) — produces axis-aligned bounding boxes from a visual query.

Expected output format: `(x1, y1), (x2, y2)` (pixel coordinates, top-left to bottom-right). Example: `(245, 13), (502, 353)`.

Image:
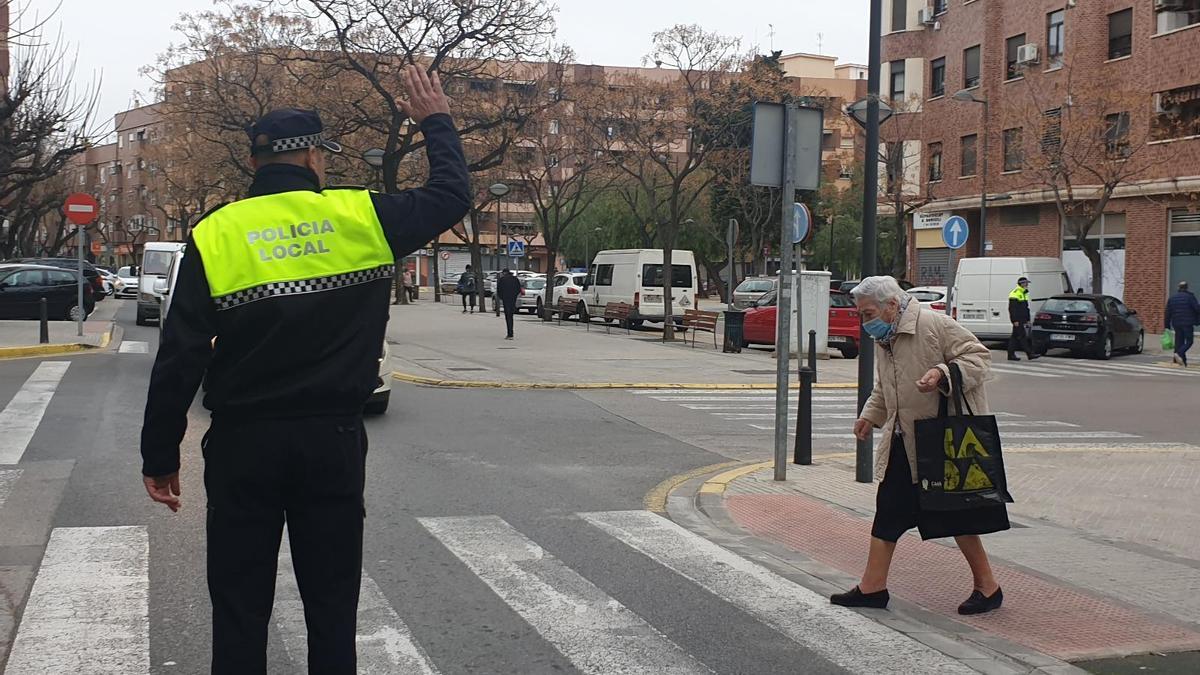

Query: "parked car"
(839, 278), (914, 294)
(366, 340), (391, 414)
(136, 242), (186, 326)
(518, 276), (545, 314)
(97, 269), (121, 297)
(0, 264), (95, 321)
(1031, 294), (1144, 360)
(584, 249), (699, 326)
(952, 257), (1072, 341)
(551, 272), (589, 311)
(740, 289), (860, 358)
(483, 270), (500, 297)
(6, 257), (106, 300)
(115, 266), (139, 299)
(908, 285), (948, 312)
(732, 277), (777, 309)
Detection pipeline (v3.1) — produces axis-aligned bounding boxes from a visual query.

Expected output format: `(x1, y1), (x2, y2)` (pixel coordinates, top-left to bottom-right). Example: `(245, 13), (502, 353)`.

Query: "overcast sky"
(46, 0), (869, 129)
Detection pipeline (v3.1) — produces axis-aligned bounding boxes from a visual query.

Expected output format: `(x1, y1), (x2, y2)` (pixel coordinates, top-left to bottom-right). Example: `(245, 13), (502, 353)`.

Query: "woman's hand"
(916, 367), (945, 393)
(853, 418), (874, 441)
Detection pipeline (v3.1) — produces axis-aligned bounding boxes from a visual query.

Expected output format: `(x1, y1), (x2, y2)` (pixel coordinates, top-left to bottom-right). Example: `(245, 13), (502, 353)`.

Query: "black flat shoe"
(958, 587), (1003, 615)
(1007, 355), (1021, 361)
(831, 586), (890, 609)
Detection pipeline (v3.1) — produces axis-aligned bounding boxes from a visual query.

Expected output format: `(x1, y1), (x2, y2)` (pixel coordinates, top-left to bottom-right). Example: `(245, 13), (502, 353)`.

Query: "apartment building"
(883, 0), (1200, 327)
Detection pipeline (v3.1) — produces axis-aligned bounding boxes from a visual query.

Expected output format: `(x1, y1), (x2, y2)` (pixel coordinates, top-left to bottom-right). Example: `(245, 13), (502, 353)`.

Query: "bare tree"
(1012, 69), (1181, 293)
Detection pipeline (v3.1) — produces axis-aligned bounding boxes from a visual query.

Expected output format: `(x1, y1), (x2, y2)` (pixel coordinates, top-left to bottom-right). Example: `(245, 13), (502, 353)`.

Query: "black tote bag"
(914, 363), (1015, 512)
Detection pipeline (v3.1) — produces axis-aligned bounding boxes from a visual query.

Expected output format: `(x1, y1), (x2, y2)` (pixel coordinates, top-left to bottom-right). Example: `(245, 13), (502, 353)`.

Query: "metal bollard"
(793, 365), (814, 465)
(807, 329), (818, 383)
(39, 297), (49, 344)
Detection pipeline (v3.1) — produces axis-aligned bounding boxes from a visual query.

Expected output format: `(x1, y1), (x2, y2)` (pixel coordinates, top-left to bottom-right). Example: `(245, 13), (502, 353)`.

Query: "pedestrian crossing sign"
(507, 240), (525, 257)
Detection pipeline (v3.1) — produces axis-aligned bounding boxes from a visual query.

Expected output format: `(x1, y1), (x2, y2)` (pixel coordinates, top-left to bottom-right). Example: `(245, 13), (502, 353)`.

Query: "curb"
(0, 321), (115, 361)
(393, 371), (858, 390)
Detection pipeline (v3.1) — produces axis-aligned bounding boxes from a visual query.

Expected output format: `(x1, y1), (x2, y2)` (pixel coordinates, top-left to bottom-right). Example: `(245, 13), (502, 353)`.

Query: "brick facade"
(884, 1), (1200, 329)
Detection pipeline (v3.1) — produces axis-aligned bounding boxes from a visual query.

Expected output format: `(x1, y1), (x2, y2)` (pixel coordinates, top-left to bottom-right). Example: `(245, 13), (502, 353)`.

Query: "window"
(548, 154), (560, 168)
(0, 270), (44, 288)
(1108, 9), (1133, 59)
(468, 79), (496, 93)
(548, 119), (560, 135)
(960, 134), (978, 177)
(136, 130), (146, 142)
(1152, 84), (1200, 141)
(100, 171), (106, 185)
(891, 0), (907, 32)
(78, 173), (85, 185)
(47, 270), (76, 286)
(641, 264), (693, 288)
(1105, 112), (1131, 157)
(930, 57), (946, 98)
(928, 142), (943, 182)
(934, 0), (948, 15)
(1006, 34), (1027, 80)
(1047, 10), (1065, 67)
(1003, 128), (1023, 171)
(963, 46), (981, 89)
(1156, 0), (1200, 34)
(889, 61), (906, 103)
(1041, 107), (1063, 155)
(822, 131), (837, 151)
(593, 264), (615, 286)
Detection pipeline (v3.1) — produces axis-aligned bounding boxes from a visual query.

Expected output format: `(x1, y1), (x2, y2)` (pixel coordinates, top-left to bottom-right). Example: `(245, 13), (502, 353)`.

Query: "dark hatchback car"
(5, 257), (107, 300)
(0, 264), (96, 321)
(1032, 294), (1144, 360)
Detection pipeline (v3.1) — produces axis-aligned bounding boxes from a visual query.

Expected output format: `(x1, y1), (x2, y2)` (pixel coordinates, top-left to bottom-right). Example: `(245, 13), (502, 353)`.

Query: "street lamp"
(584, 226), (602, 274)
(489, 183), (510, 313)
(953, 89), (990, 257)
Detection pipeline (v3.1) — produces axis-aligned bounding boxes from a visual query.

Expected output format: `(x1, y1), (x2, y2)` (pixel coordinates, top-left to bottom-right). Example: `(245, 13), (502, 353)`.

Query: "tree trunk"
(432, 241), (442, 302)
(1082, 240), (1103, 294)
(541, 249), (557, 321)
(662, 228), (677, 342)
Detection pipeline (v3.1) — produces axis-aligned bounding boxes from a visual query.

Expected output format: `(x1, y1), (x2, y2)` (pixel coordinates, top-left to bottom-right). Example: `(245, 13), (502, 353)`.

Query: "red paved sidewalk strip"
(727, 493), (1200, 662)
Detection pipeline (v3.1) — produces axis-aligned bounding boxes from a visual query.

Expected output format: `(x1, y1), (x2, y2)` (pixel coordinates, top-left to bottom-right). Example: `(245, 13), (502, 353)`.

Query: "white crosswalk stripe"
(0, 361), (70, 465)
(4, 526), (149, 674)
(118, 341), (149, 354)
(581, 510), (975, 675)
(274, 535), (439, 674)
(989, 358), (1200, 379)
(418, 515), (712, 674)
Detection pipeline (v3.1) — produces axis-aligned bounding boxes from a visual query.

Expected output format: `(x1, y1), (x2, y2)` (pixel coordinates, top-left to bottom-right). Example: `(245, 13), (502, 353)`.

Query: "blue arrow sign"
(942, 215), (969, 250)
(792, 202), (811, 244)
(507, 239), (526, 257)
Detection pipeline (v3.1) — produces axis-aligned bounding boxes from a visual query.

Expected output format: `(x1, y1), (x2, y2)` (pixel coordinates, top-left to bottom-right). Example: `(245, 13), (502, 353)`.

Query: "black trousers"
(203, 415), (367, 674)
(1008, 322), (1033, 357)
(461, 292), (476, 310)
(503, 301), (516, 336)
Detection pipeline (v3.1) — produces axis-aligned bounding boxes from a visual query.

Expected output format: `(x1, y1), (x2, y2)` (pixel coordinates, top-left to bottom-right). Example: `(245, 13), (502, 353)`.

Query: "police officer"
(1007, 276), (1039, 361)
(140, 66), (469, 673)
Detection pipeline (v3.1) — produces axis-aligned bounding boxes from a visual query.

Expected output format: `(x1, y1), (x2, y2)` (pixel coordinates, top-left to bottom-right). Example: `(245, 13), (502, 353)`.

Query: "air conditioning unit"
(1156, 0), (1186, 11)
(1154, 93), (1179, 114)
(918, 7), (937, 25)
(1016, 43), (1040, 66)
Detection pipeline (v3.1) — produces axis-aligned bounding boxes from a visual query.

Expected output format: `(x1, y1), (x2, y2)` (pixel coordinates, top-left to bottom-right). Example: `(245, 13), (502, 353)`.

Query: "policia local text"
(248, 220), (336, 261)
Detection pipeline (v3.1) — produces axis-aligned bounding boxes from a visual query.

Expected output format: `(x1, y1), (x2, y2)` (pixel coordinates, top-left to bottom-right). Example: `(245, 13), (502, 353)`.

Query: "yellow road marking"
(643, 461), (744, 513)
(698, 461), (774, 496)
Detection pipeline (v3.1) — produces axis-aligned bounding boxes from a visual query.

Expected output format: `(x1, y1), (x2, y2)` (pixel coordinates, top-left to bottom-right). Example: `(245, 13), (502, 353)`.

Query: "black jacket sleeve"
(140, 237), (217, 477)
(371, 114), (471, 259)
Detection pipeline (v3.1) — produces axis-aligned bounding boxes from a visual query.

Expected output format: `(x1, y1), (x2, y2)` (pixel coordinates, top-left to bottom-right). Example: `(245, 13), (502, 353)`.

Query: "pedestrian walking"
(832, 276), (1008, 615)
(139, 66), (470, 674)
(403, 268), (417, 302)
(497, 269), (521, 340)
(1165, 280), (1200, 367)
(1007, 276), (1039, 362)
(457, 264), (477, 313)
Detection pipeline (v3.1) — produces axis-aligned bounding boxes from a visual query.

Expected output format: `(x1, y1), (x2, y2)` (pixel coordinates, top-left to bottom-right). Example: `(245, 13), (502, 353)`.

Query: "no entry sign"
(63, 193), (100, 226)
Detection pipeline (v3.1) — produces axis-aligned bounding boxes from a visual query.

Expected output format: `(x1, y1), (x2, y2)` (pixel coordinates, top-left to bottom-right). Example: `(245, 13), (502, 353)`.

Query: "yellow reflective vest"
(191, 188), (394, 310)
(1008, 286), (1029, 303)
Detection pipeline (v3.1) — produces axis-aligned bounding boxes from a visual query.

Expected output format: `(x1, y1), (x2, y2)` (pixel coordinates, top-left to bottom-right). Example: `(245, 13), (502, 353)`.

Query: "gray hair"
(850, 276), (906, 305)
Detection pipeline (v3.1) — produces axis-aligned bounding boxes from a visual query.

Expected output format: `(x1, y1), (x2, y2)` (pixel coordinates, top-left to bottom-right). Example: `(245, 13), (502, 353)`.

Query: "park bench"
(682, 309), (720, 349)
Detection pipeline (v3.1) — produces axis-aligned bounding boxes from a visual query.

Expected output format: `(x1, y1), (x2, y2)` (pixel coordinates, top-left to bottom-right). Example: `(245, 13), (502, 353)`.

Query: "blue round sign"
(942, 215), (969, 250)
(792, 202), (811, 244)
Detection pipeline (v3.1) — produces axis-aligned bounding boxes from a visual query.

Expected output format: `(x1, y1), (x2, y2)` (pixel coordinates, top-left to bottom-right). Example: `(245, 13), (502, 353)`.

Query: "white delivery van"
(585, 249), (698, 326)
(952, 257), (1072, 341)
(137, 241), (186, 326)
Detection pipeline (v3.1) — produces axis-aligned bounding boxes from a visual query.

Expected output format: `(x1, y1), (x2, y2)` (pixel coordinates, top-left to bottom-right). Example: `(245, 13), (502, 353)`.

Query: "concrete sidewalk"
(677, 450), (1200, 670)
(386, 299), (860, 387)
(0, 298), (121, 357)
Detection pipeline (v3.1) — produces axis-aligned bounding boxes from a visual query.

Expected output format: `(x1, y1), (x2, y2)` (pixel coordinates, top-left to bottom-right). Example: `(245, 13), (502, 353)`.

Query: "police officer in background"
(1007, 276), (1039, 362)
(140, 66), (469, 673)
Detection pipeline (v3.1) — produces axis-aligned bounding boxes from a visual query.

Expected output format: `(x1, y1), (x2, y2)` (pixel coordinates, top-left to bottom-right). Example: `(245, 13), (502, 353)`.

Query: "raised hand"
(399, 65), (452, 125)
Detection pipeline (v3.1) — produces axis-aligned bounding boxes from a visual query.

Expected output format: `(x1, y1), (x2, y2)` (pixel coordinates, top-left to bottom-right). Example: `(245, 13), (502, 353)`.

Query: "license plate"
(961, 310), (986, 320)
(1051, 333), (1075, 341)
(828, 336), (846, 343)
(644, 295), (662, 303)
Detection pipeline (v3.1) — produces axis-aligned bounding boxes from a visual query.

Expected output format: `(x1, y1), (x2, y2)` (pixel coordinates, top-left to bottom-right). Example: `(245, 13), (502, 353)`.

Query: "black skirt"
(871, 437), (1010, 542)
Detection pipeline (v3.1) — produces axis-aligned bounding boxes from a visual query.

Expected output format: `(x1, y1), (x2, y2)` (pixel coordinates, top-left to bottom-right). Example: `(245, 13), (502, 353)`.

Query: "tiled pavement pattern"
(725, 492), (1200, 662)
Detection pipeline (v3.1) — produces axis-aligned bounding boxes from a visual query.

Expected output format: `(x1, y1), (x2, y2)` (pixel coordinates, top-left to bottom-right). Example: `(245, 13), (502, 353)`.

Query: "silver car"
(518, 276), (545, 313)
(732, 277), (777, 309)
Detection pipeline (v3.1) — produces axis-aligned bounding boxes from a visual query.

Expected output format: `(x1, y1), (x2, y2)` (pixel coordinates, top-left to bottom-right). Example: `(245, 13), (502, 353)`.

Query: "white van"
(137, 241), (186, 326)
(952, 257), (1072, 341)
(585, 249), (698, 325)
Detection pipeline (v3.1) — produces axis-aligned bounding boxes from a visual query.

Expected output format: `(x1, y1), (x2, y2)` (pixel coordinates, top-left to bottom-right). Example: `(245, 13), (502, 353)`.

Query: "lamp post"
(953, 89), (990, 257)
(585, 226), (602, 275)
(489, 183), (510, 313)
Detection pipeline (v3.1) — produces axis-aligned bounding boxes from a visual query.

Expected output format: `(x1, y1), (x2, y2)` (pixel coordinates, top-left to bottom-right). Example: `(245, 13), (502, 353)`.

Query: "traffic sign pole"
(63, 193), (99, 337)
(940, 216), (969, 317)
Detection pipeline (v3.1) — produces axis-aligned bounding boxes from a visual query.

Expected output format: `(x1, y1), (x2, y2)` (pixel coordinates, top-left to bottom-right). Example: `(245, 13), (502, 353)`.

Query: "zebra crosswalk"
(631, 388), (1172, 452)
(987, 357), (1199, 380)
(2, 512), (976, 674)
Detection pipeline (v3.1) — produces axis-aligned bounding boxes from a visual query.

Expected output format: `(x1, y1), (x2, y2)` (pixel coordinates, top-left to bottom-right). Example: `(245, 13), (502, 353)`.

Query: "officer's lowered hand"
(144, 472), (182, 512)
(400, 65), (451, 125)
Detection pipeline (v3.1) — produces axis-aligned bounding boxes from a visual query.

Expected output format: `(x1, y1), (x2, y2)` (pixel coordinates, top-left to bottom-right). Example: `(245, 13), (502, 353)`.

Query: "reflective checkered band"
(271, 133), (322, 153)
(213, 264), (394, 311)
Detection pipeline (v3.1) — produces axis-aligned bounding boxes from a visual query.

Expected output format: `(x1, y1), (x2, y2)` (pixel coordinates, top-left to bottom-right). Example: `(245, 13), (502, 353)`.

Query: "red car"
(741, 289), (861, 358)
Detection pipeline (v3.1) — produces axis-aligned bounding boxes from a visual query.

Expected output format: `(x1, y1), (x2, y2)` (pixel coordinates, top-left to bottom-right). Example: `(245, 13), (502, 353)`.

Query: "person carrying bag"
(915, 362), (1015, 512)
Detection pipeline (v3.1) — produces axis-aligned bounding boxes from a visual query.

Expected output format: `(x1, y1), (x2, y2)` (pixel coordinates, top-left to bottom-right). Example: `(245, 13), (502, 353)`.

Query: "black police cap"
(247, 108), (343, 155)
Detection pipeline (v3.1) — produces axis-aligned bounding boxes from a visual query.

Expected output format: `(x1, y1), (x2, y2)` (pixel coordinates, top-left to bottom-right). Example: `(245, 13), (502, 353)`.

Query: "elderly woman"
(831, 276), (1008, 616)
